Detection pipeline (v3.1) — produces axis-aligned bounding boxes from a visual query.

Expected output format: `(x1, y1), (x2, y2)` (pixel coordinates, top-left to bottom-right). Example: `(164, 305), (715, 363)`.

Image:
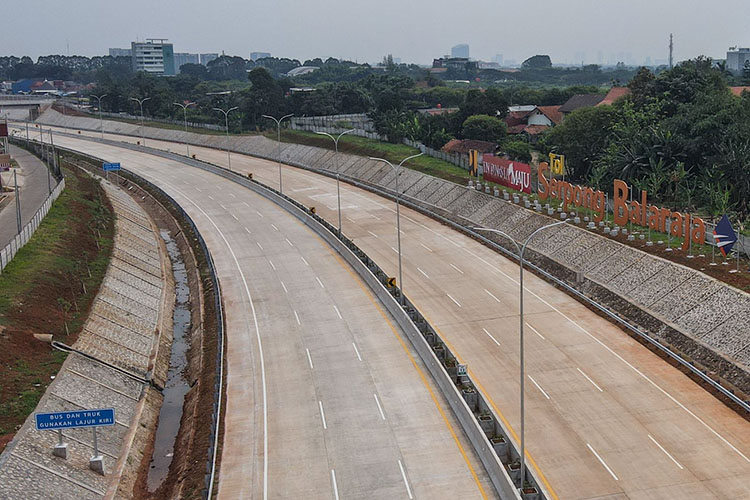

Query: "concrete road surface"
(49, 128), (750, 500)
(48, 134), (495, 500)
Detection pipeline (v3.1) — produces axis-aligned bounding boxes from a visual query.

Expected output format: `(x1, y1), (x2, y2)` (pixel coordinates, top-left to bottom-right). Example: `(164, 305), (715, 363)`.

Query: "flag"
(713, 215), (737, 257)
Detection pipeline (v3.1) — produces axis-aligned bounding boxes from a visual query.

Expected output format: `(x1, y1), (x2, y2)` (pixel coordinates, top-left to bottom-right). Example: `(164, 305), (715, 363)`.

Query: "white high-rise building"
(451, 44), (469, 59)
(131, 39), (175, 76)
(727, 47), (750, 73)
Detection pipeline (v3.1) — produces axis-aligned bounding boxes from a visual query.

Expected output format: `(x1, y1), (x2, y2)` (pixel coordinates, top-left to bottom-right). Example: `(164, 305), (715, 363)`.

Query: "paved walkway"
(0, 179), (167, 499)
(0, 145), (54, 249)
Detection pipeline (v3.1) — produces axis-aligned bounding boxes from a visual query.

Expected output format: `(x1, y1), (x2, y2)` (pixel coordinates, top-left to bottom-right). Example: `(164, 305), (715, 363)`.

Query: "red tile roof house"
(504, 105), (563, 143)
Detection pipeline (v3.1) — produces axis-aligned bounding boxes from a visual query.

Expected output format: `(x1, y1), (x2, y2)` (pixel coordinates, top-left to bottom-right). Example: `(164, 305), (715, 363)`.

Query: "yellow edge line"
(315, 234), (490, 500)
(421, 311), (561, 500)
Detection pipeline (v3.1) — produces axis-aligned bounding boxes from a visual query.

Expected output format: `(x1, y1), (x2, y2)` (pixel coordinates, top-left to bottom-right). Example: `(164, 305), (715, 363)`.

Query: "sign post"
(35, 408), (116, 475)
(103, 162), (121, 183)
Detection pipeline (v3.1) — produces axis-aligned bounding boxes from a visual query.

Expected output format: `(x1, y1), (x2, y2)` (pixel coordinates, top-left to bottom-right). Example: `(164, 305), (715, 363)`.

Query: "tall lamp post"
(473, 220), (568, 491)
(314, 129), (355, 235)
(369, 153), (423, 305)
(262, 113), (293, 193)
(173, 101), (196, 157)
(129, 96), (151, 146)
(90, 94), (107, 139)
(213, 106), (239, 171)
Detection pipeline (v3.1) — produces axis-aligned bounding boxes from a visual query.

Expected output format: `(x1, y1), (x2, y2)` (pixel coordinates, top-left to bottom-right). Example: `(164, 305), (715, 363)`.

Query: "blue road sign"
(35, 408), (116, 430)
(103, 162), (121, 172)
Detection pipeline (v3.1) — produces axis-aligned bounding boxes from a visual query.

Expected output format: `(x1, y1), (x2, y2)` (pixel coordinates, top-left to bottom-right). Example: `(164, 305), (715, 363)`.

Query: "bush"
(461, 115), (507, 142)
(501, 140), (532, 163)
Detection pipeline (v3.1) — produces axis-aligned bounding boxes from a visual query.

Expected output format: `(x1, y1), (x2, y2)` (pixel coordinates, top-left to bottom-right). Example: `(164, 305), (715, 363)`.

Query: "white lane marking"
(483, 328), (501, 346)
(587, 443), (619, 481)
(420, 242), (433, 252)
(231, 213), (239, 221)
(220, 203), (227, 210)
(417, 267), (430, 279)
(301, 256), (309, 266)
(398, 460), (413, 500)
(244, 227), (252, 235)
(485, 289), (501, 303)
(318, 401), (327, 430)
(142, 181), (270, 498)
(371, 213), (382, 220)
(294, 310), (301, 325)
(306, 348), (314, 369)
(331, 470), (340, 500)
(346, 216), (356, 223)
(648, 434), (684, 470)
(450, 263), (464, 274)
(316, 277), (325, 289)
(391, 246), (399, 254)
(292, 186), (317, 192)
(528, 375), (551, 399)
(243, 202), (250, 208)
(280, 281), (288, 294)
(374, 393), (386, 420)
(577, 368), (603, 392)
(333, 305), (342, 319)
(285, 238), (294, 247)
(208, 195), (214, 200)
(352, 342), (362, 361)
(526, 322), (545, 340)
(367, 230), (379, 238)
(271, 223), (279, 231)
(269, 260), (276, 271)
(229, 192), (236, 198)
(447, 294), (462, 308)
(257, 242), (264, 251)
(195, 187), (202, 192)
(256, 210), (264, 218)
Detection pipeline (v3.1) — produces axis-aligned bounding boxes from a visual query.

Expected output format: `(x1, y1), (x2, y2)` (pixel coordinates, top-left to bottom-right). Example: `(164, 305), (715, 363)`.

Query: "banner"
(482, 156), (532, 194)
(713, 215), (737, 256)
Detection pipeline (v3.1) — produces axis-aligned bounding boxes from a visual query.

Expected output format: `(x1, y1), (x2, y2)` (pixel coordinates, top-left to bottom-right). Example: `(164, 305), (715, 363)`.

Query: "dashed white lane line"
(587, 443), (619, 481)
(301, 256), (309, 266)
(285, 238), (294, 247)
(269, 260), (276, 271)
(391, 246), (399, 254)
(316, 277), (325, 289)
(346, 216), (356, 223)
(306, 348), (314, 369)
(417, 267), (430, 279)
(526, 323), (545, 340)
(528, 375), (551, 400)
(577, 368), (603, 392)
(450, 263), (464, 274)
(318, 401), (327, 430)
(195, 187), (202, 192)
(370, 213), (382, 220)
(398, 460), (413, 500)
(374, 393), (386, 420)
(280, 281), (288, 294)
(483, 328), (501, 346)
(220, 203), (227, 210)
(245, 227), (252, 235)
(420, 242), (433, 252)
(271, 223), (279, 231)
(352, 342), (362, 361)
(231, 213), (239, 221)
(484, 289), (501, 303)
(257, 242), (263, 251)
(208, 195), (215, 200)
(229, 192), (236, 198)
(256, 210), (264, 217)
(447, 293), (462, 308)
(243, 202), (250, 208)
(367, 230), (379, 238)
(333, 305), (342, 319)
(294, 310), (301, 325)
(648, 434), (684, 469)
(331, 469), (340, 500)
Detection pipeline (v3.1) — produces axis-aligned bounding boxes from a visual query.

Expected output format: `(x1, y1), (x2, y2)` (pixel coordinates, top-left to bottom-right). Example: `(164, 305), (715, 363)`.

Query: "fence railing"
(0, 177), (65, 273)
(81, 109), (225, 132)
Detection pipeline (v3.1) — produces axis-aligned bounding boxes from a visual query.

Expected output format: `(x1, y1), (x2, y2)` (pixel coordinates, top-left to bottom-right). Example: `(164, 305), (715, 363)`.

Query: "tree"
(461, 115), (507, 142)
(522, 55), (552, 70)
(240, 67), (286, 129)
(179, 63), (208, 79)
(500, 140), (532, 162)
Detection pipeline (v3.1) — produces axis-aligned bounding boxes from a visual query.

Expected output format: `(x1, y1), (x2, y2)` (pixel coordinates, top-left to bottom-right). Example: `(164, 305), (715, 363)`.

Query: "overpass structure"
(33, 123), (750, 499)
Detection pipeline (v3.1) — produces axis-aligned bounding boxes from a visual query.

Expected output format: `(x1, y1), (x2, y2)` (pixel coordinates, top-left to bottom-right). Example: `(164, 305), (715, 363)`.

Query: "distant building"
(250, 52), (271, 61)
(432, 56), (471, 71)
(108, 48), (132, 58)
(727, 47), (750, 73)
(285, 66), (319, 77)
(200, 53), (219, 65)
(174, 53), (200, 72)
(131, 39), (175, 76)
(451, 44), (470, 59)
(505, 105), (562, 143)
(558, 94), (606, 116)
(493, 54), (504, 65)
(596, 87), (631, 106)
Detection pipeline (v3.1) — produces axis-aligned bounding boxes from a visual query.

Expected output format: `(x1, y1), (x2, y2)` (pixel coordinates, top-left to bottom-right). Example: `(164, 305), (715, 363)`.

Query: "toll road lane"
(49, 135), (495, 500)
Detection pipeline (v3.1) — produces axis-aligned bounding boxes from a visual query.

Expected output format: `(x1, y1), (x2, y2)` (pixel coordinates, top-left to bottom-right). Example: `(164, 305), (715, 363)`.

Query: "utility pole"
(669, 33), (674, 69)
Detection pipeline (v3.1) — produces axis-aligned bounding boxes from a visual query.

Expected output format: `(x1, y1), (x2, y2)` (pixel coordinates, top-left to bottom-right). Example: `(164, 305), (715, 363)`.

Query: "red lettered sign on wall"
(482, 156), (532, 194)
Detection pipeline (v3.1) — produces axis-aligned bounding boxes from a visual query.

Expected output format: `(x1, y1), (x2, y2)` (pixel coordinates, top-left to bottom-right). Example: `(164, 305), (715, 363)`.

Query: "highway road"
(46, 133), (495, 500)
(48, 128), (750, 499)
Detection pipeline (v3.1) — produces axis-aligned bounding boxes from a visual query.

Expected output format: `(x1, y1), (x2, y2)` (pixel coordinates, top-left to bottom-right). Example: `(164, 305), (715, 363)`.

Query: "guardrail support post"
(89, 427), (105, 475)
(52, 429), (68, 459)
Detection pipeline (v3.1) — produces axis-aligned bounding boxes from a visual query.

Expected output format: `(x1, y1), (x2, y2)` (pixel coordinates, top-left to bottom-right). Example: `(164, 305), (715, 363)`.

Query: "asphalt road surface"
(52, 129), (750, 499)
(48, 134), (495, 500)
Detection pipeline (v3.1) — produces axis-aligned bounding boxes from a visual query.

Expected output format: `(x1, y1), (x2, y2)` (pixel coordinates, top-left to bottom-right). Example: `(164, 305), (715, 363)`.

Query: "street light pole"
(315, 129), (355, 235)
(369, 153), (423, 306)
(262, 113), (293, 194)
(474, 220), (568, 491)
(129, 96), (151, 146)
(213, 106), (239, 171)
(90, 94), (107, 139)
(173, 101), (196, 157)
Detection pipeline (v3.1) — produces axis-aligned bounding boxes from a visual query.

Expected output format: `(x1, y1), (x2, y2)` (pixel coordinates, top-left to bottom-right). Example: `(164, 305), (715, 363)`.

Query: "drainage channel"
(147, 229), (192, 492)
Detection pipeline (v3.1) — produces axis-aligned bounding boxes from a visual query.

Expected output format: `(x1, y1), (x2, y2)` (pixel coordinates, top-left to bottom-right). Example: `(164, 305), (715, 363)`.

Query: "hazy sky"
(5, 0), (746, 65)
